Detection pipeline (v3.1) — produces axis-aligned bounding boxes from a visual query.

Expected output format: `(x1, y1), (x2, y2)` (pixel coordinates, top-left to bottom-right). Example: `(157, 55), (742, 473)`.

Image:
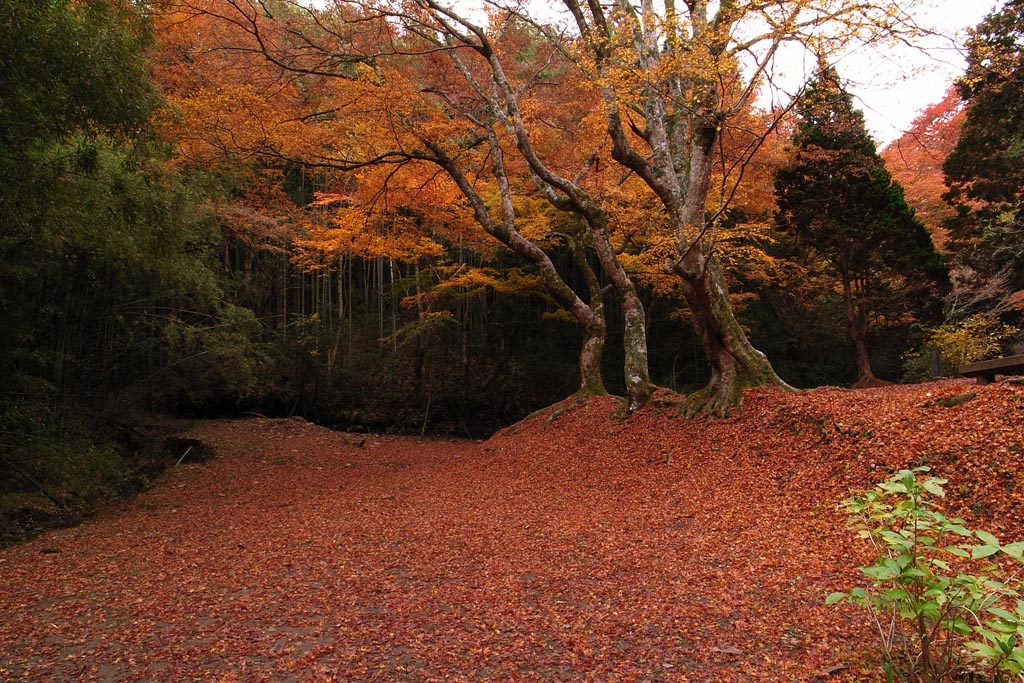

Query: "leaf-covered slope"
(1, 381), (1022, 682)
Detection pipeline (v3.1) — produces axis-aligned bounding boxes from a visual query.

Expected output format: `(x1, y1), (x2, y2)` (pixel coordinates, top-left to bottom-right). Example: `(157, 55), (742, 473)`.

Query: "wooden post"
(930, 349), (942, 379)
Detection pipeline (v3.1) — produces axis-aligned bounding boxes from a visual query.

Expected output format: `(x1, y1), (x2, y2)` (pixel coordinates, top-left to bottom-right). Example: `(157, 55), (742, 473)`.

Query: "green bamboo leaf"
(1002, 541), (1024, 561)
(967, 642), (1003, 659)
(986, 607), (1019, 622)
(951, 618), (973, 636)
(862, 565), (898, 580)
(921, 600), (941, 620)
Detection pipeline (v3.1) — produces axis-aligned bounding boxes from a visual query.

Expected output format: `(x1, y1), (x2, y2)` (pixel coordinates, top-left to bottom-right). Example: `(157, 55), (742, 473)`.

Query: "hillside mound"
(489, 379), (1024, 539)
(1, 380), (1022, 682)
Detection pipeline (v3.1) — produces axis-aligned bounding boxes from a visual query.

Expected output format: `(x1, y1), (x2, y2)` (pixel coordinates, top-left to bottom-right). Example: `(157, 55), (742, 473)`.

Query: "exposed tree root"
(676, 379), (741, 419)
(544, 401), (581, 427)
(675, 369), (795, 419)
(620, 383), (671, 416)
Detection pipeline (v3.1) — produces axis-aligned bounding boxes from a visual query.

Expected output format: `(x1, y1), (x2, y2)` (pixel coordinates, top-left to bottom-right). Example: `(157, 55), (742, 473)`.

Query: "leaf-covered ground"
(2, 380), (1023, 682)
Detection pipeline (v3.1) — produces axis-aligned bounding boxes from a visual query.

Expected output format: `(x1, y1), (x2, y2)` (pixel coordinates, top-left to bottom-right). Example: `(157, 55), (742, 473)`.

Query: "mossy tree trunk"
(674, 256), (790, 416)
(570, 233), (609, 397)
(589, 215), (653, 410)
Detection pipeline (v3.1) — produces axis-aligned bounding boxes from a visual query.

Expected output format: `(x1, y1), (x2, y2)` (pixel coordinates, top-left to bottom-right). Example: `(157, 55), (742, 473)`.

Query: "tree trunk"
(852, 332), (875, 385)
(620, 288), (653, 409)
(674, 255), (791, 416)
(281, 255), (288, 338)
(844, 278), (877, 385)
(570, 234), (609, 398)
(428, 140), (610, 402)
(660, 119), (792, 415)
(577, 314), (608, 397)
(518, 243), (607, 398)
(589, 216), (653, 410)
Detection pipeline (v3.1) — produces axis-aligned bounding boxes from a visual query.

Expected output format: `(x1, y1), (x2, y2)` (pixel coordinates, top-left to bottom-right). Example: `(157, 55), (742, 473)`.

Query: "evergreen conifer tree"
(775, 63), (948, 385)
(943, 0), (1024, 317)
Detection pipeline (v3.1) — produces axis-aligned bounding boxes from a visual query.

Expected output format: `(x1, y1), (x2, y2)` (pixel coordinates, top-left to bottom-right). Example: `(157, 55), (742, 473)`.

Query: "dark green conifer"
(775, 62), (948, 385)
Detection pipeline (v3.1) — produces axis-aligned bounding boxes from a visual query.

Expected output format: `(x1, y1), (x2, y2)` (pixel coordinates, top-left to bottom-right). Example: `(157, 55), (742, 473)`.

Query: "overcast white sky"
(838, 1), (997, 146)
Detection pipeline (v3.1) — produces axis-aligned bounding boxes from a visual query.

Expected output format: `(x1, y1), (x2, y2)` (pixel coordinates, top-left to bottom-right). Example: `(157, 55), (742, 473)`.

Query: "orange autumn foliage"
(882, 86), (965, 250)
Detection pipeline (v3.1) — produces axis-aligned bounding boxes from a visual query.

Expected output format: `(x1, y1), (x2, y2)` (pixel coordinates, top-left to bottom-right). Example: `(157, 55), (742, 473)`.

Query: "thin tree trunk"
(377, 257), (384, 348)
(390, 257), (398, 354)
(281, 255), (288, 338)
(425, 138), (609, 400)
(347, 253), (354, 361)
(328, 253), (345, 380)
(414, 259), (424, 321)
(437, 39), (634, 406)
(588, 215), (653, 410)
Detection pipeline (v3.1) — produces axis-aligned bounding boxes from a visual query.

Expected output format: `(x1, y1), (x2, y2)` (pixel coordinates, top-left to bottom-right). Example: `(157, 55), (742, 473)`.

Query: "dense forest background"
(1, 0), (1023, 539)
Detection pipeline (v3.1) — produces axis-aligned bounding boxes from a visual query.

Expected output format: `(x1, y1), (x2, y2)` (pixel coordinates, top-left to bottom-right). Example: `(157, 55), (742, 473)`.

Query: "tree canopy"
(943, 0), (1024, 318)
(3, 0), (1018, 454)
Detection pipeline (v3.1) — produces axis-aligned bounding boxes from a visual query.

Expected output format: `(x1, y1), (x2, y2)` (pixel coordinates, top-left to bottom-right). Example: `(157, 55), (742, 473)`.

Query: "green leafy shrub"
(904, 315), (1019, 381)
(162, 304), (273, 410)
(0, 396), (137, 545)
(828, 468), (1024, 682)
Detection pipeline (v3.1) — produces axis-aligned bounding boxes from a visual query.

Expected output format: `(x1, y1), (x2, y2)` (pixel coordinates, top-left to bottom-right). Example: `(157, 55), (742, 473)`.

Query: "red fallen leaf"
(1, 381), (1022, 682)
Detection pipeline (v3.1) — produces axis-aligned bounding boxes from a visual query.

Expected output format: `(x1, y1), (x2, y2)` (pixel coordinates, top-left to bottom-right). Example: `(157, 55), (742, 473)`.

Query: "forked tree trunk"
(571, 234), (609, 397)
(443, 32), (646, 409)
(661, 125), (791, 415)
(674, 256), (791, 416)
(589, 216), (653, 410)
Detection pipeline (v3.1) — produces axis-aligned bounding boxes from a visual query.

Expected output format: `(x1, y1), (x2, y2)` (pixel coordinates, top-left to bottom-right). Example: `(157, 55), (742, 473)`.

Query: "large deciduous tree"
(161, 0), (638, 406)
(162, 0), (938, 415)
(882, 86), (965, 246)
(774, 64), (948, 386)
(403, 5), (657, 409)
(539, 0), (930, 413)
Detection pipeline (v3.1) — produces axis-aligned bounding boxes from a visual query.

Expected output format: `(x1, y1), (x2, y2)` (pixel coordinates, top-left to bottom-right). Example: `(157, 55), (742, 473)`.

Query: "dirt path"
(2, 382), (1022, 682)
